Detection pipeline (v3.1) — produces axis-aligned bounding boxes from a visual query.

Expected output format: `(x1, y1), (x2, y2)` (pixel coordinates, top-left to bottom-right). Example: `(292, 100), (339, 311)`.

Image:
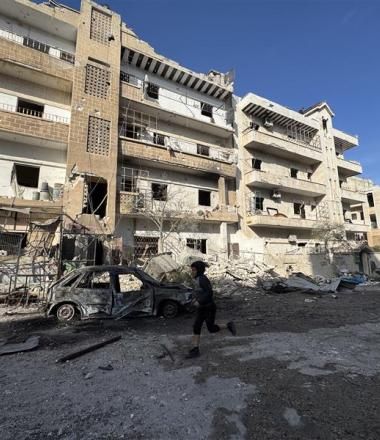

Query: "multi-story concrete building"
(0, 0), (370, 268)
(0, 0), (237, 260)
(366, 186), (380, 247)
(235, 94), (370, 268)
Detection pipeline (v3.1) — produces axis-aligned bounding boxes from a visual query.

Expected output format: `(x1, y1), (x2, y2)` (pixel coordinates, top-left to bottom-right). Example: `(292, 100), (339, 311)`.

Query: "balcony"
(0, 103), (69, 144)
(246, 170), (326, 197)
(344, 221), (369, 233)
(119, 191), (238, 223)
(246, 213), (317, 230)
(120, 74), (234, 139)
(341, 186), (366, 204)
(333, 128), (358, 152)
(120, 138), (236, 178)
(0, 30), (74, 89)
(337, 157), (362, 177)
(242, 127), (322, 164)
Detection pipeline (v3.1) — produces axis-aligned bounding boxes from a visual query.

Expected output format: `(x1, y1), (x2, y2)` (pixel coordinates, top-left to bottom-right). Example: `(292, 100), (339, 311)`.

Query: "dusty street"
(1, 289), (380, 440)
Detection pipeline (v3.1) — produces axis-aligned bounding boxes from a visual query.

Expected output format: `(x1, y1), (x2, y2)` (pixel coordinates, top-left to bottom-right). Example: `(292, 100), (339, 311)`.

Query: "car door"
(74, 270), (113, 316)
(112, 271), (154, 318)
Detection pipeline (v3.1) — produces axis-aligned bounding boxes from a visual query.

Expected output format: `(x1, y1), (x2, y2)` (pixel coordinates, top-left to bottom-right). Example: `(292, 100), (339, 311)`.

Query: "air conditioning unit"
(264, 119), (274, 129)
(272, 190), (282, 199)
(288, 235), (297, 243)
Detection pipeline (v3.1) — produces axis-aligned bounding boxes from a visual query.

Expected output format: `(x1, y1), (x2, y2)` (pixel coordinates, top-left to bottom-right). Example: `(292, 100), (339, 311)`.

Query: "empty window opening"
(370, 214), (378, 229)
(368, 193), (374, 207)
(290, 168), (299, 179)
(311, 204), (316, 211)
(201, 102), (213, 118)
(153, 132), (166, 146)
(198, 190), (211, 206)
(197, 144), (210, 157)
(254, 195), (264, 211)
(146, 83), (159, 99)
(294, 203), (306, 218)
(13, 164), (40, 188)
(322, 117), (328, 131)
(78, 271), (110, 289)
(339, 180), (344, 188)
(152, 183), (167, 201)
(187, 238), (207, 254)
(17, 99), (44, 118)
(360, 211), (365, 221)
(83, 178), (108, 219)
(351, 213), (358, 220)
(297, 242), (307, 248)
(307, 172), (312, 180)
(252, 159), (262, 170)
(315, 243), (321, 252)
(115, 273), (143, 293)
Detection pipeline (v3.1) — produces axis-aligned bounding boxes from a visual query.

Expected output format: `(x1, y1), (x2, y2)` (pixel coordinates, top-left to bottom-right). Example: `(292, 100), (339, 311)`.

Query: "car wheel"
(161, 300), (179, 319)
(56, 303), (78, 322)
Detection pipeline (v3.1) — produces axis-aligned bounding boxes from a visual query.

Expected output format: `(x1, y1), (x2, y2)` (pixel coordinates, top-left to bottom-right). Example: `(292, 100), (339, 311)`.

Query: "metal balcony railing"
(0, 28), (75, 64)
(119, 120), (235, 164)
(0, 102), (70, 124)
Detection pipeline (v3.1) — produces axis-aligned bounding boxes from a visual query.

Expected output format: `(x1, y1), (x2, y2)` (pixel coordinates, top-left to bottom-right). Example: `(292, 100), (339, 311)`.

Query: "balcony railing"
(119, 121), (235, 164)
(0, 102), (70, 124)
(0, 28), (75, 64)
(244, 125), (321, 153)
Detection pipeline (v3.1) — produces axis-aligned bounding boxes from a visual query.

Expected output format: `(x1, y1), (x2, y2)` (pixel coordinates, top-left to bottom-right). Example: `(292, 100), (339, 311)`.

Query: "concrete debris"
(0, 335), (40, 356)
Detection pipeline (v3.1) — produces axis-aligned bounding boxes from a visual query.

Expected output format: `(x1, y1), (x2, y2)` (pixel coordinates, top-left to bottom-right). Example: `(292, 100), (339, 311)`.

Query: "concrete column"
(218, 176), (227, 205)
(219, 221), (228, 257)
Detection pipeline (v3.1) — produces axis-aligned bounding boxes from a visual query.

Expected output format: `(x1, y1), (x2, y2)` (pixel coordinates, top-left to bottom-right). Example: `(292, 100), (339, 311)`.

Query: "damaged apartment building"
(0, 0), (369, 267)
(0, 0), (237, 261)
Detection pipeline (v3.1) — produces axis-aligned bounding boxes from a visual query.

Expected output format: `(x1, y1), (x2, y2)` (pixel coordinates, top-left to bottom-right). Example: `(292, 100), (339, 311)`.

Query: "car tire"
(161, 300), (179, 319)
(55, 303), (78, 322)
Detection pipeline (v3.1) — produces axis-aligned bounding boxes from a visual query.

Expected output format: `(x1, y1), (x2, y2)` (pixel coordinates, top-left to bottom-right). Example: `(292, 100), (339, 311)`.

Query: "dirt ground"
(1, 288), (380, 440)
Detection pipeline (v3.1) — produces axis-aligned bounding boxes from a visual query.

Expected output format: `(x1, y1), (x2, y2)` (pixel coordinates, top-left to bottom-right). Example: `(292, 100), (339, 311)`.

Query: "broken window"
(368, 193), (374, 207)
(78, 271), (111, 289)
(197, 144), (210, 157)
(252, 159), (262, 170)
(124, 122), (142, 140)
(294, 203), (306, 218)
(290, 168), (298, 179)
(152, 183), (167, 201)
(17, 99), (44, 118)
(187, 238), (207, 254)
(146, 83), (159, 99)
(153, 132), (166, 146)
(370, 214), (378, 229)
(13, 164), (40, 188)
(83, 178), (108, 219)
(115, 273), (143, 293)
(198, 190), (211, 206)
(201, 102), (213, 118)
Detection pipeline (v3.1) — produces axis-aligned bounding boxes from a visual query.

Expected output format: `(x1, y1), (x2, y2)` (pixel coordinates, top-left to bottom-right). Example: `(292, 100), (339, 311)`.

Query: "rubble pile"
(205, 260), (278, 297)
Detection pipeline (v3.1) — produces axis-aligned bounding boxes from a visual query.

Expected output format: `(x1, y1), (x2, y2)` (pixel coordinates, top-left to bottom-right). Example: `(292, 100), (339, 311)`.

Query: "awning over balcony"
(121, 48), (232, 100)
(240, 93), (319, 135)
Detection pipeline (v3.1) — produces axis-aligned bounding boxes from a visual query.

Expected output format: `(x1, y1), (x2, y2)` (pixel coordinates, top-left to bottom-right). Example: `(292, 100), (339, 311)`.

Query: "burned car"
(46, 265), (193, 322)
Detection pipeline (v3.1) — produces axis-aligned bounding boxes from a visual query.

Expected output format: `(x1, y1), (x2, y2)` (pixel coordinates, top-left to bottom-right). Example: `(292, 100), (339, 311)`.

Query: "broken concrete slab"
(0, 336), (40, 356)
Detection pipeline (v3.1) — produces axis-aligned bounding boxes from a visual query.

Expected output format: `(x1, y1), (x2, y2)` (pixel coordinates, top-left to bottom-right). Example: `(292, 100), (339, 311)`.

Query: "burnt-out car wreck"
(46, 266), (193, 322)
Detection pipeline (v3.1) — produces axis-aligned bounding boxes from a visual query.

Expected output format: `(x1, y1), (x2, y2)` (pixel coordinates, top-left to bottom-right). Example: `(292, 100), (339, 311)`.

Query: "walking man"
(186, 260), (236, 358)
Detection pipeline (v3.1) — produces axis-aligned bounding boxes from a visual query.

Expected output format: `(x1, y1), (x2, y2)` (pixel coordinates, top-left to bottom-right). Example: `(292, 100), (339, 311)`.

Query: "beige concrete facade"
(0, 0), (371, 265)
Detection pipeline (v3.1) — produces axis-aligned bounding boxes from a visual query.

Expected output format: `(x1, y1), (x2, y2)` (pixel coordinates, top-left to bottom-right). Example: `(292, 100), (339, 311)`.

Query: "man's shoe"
(185, 347), (200, 358)
(227, 321), (237, 336)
